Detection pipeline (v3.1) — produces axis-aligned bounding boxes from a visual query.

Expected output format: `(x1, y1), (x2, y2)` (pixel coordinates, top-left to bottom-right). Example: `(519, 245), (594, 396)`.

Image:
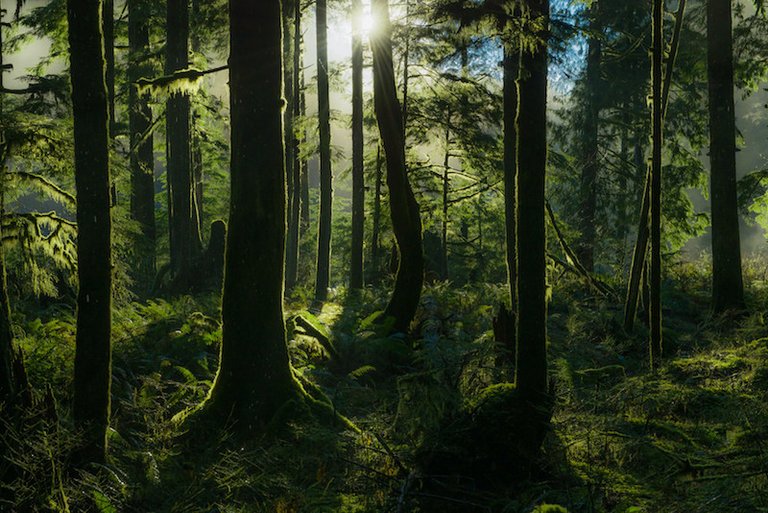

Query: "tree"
(502, 43), (518, 363)
(371, 0), (424, 332)
(515, 0), (549, 398)
(577, 1), (601, 273)
(315, 0), (333, 302)
(103, 0), (115, 137)
(649, 0), (663, 368)
(166, 0), (202, 289)
(129, 0), (156, 292)
(350, 0), (365, 290)
(285, 0), (302, 292)
(707, 0), (745, 314)
(67, 0), (113, 463)
(200, 0), (296, 424)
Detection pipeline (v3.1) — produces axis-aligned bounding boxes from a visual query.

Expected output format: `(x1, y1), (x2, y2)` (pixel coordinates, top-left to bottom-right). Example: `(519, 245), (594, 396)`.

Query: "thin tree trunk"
(203, 0), (296, 425)
(350, 0), (365, 290)
(650, 0), (663, 368)
(515, 0), (549, 398)
(578, 3), (601, 273)
(190, 0), (204, 237)
(103, 0), (115, 137)
(372, 0), (424, 333)
(502, 44), (519, 363)
(315, 0), (333, 302)
(67, 0), (113, 463)
(299, 47), (310, 236)
(624, 0), (686, 331)
(370, 142), (383, 283)
(286, 0), (302, 291)
(441, 121), (450, 281)
(129, 0), (156, 293)
(707, 0), (745, 314)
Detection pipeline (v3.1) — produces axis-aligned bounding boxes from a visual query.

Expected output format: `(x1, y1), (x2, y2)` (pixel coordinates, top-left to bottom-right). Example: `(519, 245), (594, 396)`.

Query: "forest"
(1, 0), (768, 511)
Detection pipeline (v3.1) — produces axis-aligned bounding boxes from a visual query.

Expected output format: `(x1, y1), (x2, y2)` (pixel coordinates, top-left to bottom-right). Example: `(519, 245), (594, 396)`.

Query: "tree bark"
(371, 0), (424, 333)
(441, 120), (451, 281)
(166, 0), (202, 290)
(707, 0), (745, 314)
(370, 142), (383, 284)
(129, 0), (156, 293)
(285, 0), (301, 291)
(502, 44), (519, 363)
(650, 0), (663, 369)
(67, 0), (113, 464)
(203, 0), (296, 424)
(578, 2), (601, 273)
(515, 0), (549, 398)
(314, 0), (333, 302)
(103, 0), (115, 137)
(350, 0), (365, 290)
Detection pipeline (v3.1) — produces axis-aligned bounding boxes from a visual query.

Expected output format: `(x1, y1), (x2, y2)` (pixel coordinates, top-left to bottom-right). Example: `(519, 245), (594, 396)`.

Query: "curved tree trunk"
(67, 0), (113, 464)
(371, 0), (424, 333)
(129, 0), (156, 294)
(515, 0), (549, 398)
(203, 0), (296, 425)
(707, 0), (745, 314)
(314, 0), (333, 302)
(350, 0), (365, 290)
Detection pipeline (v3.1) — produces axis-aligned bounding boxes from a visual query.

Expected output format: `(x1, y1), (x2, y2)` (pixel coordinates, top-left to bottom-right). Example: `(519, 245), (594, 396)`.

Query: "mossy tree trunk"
(370, 142), (383, 284)
(315, 0), (333, 302)
(707, 0), (745, 314)
(202, 0), (296, 424)
(128, 0), (156, 293)
(515, 0), (549, 398)
(371, 0), (424, 332)
(166, 0), (202, 290)
(350, 0), (365, 291)
(67, 0), (113, 464)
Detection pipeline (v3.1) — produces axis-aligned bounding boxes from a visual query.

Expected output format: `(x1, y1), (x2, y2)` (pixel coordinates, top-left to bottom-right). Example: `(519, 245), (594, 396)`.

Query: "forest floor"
(5, 258), (768, 512)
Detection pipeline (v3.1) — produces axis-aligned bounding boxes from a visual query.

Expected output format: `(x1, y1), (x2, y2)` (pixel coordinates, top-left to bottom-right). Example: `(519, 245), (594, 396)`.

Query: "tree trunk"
(129, 0), (156, 293)
(370, 142), (383, 284)
(515, 0), (549, 398)
(166, 0), (201, 290)
(103, 0), (115, 137)
(371, 0), (424, 333)
(578, 3), (601, 273)
(203, 0), (296, 425)
(190, 0), (204, 240)
(650, 0), (663, 369)
(67, 0), (113, 464)
(286, 0), (302, 291)
(350, 0), (365, 290)
(502, 44), (519, 364)
(314, 0), (333, 302)
(707, 0), (745, 314)
(440, 120), (451, 281)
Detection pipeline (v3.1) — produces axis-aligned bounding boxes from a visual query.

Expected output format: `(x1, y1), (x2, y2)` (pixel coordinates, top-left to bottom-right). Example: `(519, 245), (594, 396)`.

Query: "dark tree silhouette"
(707, 0), (745, 314)
(649, 0), (663, 368)
(371, 0), (424, 332)
(515, 0), (549, 398)
(350, 0), (365, 290)
(285, 0), (301, 291)
(315, 0), (333, 302)
(67, 0), (113, 464)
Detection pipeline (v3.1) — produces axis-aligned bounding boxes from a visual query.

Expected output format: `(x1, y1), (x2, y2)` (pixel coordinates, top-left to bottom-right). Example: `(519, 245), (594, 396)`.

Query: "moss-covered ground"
(4, 259), (768, 512)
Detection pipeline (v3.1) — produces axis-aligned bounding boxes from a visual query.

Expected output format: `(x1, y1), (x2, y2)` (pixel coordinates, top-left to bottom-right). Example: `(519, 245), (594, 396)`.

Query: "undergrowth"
(3, 257), (768, 511)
